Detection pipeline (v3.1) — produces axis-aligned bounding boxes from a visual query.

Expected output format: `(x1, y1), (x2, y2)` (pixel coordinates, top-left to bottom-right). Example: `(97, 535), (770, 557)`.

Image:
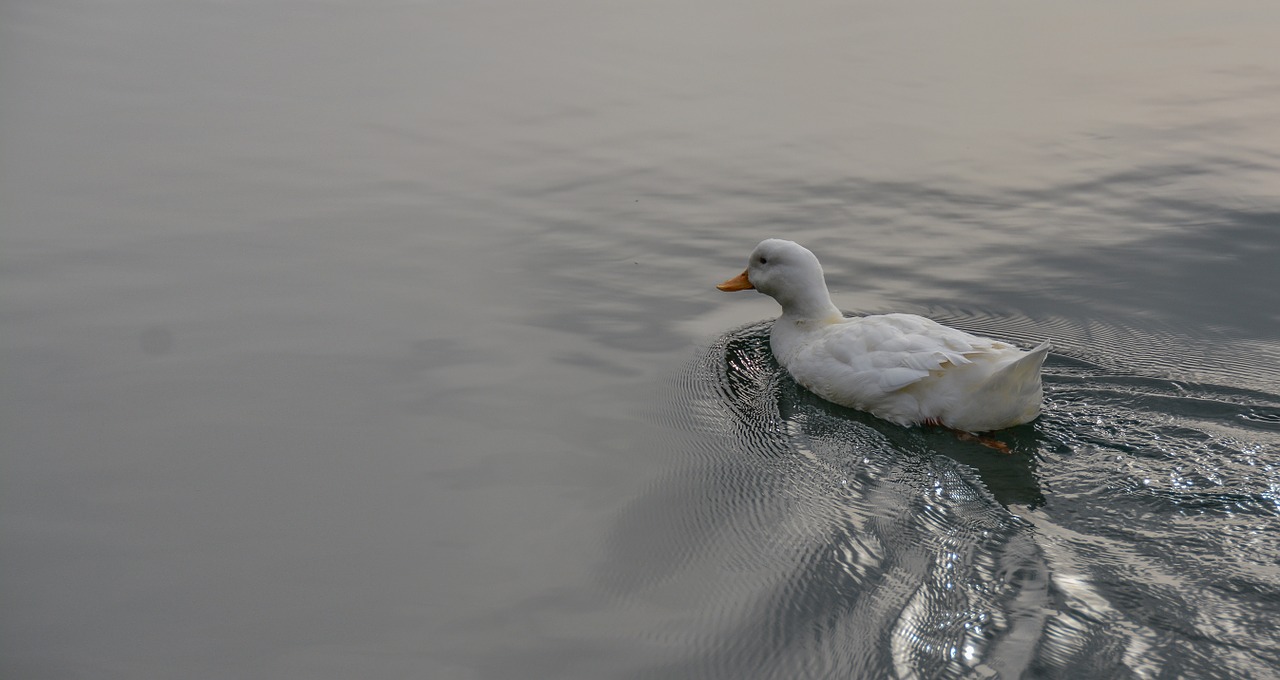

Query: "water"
(2, 1), (1278, 678)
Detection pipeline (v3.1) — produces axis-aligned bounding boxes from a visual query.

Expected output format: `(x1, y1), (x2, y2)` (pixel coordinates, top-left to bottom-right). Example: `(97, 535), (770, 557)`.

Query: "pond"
(2, 1), (1278, 678)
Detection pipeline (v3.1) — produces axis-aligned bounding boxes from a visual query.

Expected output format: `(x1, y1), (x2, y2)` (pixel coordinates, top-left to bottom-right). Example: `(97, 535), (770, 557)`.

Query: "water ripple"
(621, 323), (1050, 678)
(614, 313), (1280, 679)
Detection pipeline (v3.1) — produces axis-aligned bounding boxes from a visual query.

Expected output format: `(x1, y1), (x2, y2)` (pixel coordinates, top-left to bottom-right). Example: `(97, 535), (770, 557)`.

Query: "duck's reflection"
(596, 323), (1054, 678)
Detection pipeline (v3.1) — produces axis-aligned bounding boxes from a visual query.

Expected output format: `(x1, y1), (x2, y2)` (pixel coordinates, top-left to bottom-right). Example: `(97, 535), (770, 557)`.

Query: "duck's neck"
(770, 290), (843, 366)
(776, 287), (844, 326)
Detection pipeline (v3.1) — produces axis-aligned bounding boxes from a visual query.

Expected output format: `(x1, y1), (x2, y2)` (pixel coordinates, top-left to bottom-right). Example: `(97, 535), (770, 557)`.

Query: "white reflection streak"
(1026, 513), (1163, 680)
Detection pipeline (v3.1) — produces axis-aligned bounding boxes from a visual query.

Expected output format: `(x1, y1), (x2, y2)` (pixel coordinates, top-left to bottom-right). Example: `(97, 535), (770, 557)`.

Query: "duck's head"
(717, 239), (841, 321)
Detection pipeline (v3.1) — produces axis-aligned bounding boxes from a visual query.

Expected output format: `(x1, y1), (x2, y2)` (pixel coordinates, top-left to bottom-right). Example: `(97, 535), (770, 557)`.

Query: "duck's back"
(771, 313), (1047, 431)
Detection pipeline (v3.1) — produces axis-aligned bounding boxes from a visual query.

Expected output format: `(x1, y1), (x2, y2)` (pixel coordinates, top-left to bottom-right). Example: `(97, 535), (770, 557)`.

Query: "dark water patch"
(610, 323), (1055, 678)
(618, 312), (1280, 678)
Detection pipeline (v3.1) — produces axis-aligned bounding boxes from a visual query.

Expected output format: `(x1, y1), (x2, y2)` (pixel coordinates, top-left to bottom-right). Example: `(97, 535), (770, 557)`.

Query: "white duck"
(718, 239), (1050, 433)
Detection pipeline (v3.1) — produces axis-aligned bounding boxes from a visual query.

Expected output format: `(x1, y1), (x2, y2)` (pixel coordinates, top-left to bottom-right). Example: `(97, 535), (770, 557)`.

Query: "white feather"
(722, 239), (1050, 432)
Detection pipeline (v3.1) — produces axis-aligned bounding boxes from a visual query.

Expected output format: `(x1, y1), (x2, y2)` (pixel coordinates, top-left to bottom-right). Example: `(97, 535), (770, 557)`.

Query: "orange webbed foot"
(924, 419), (1012, 454)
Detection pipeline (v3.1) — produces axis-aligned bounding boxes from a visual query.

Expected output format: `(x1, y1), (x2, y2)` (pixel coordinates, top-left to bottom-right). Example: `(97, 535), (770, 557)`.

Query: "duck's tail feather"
(974, 339), (1051, 400)
(1005, 339), (1051, 377)
(944, 340), (1051, 432)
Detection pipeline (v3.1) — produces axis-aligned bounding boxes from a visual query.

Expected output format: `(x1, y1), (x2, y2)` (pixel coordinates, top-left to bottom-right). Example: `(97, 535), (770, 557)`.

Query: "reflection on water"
(603, 320), (1280, 678)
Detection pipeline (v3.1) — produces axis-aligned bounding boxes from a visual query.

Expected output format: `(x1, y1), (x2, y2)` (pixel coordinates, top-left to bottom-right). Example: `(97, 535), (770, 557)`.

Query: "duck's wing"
(821, 314), (1007, 393)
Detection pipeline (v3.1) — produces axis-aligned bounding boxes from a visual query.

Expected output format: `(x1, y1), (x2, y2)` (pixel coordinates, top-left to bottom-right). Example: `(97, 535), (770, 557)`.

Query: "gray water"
(3, 2), (1279, 678)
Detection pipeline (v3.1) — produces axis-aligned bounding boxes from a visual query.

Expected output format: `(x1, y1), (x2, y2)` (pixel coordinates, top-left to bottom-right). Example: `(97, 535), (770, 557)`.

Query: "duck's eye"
(758, 256), (768, 265)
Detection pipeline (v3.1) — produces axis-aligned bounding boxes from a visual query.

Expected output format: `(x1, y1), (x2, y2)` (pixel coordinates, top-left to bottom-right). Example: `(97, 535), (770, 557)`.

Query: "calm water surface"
(3, 1), (1279, 678)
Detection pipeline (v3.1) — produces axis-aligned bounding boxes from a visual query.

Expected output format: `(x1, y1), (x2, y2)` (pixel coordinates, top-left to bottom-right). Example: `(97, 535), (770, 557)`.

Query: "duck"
(717, 239), (1050, 433)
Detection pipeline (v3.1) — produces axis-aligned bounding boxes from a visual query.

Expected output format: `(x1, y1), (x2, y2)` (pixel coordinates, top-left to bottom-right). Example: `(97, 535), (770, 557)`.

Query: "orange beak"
(716, 269), (754, 292)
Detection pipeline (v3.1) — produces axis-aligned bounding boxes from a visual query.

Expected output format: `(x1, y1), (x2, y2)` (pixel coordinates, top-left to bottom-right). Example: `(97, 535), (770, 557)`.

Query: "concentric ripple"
(613, 316), (1280, 679)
